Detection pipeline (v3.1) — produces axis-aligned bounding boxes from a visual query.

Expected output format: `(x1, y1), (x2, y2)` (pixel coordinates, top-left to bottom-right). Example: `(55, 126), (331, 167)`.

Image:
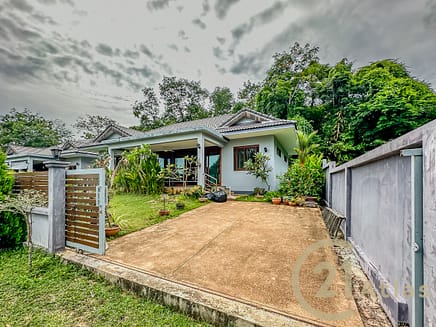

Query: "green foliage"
(0, 149), (25, 249)
(295, 131), (320, 164)
(73, 114), (116, 139)
(210, 86), (234, 116)
(264, 191), (282, 202)
(160, 76), (209, 123)
(279, 154), (325, 199)
(132, 87), (165, 130)
(243, 152), (272, 191)
(0, 248), (210, 326)
(0, 108), (71, 149)
(113, 145), (163, 194)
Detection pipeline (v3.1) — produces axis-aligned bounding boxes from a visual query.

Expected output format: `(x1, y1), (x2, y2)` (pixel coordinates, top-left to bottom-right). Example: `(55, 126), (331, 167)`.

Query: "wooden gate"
(65, 169), (106, 255)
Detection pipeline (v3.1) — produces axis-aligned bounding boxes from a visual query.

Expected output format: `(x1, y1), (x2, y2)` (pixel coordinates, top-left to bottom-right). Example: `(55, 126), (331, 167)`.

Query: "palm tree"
(295, 131), (319, 164)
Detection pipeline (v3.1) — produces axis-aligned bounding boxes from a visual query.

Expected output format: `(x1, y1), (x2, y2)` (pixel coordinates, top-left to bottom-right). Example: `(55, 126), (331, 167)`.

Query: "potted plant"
(105, 212), (128, 237)
(159, 194), (170, 216)
(199, 196), (208, 203)
(289, 197), (297, 206)
(266, 191), (282, 205)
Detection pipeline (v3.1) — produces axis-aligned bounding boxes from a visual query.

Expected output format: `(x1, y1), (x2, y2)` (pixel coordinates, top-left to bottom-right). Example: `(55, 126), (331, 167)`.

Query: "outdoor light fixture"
(264, 147), (268, 153)
(197, 143), (201, 149)
(50, 147), (62, 160)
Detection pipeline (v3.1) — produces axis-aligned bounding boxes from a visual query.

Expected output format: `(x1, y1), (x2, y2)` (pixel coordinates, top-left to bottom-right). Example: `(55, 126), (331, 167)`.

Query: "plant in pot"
(289, 197), (297, 206)
(105, 212), (129, 237)
(244, 152), (272, 193)
(159, 194), (170, 216)
(176, 194), (186, 210)
(265, 191), (282, 205)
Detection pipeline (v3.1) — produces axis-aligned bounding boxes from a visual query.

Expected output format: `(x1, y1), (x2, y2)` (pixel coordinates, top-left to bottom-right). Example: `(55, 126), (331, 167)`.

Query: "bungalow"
(6, 109), (298, 192)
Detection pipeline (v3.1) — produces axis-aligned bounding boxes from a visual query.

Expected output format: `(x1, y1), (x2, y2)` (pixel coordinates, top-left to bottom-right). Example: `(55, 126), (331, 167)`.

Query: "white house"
(6, 109), (298, 193)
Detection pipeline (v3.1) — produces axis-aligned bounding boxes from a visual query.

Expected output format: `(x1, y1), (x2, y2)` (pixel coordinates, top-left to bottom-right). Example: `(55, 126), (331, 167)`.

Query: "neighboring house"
(5, 109), (298, 192)
(5, 144), (99, 171)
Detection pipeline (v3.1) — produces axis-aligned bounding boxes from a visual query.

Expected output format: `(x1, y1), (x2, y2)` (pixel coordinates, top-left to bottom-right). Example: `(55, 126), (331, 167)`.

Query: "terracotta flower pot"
(105, 226), (120, 237)
(289, 202), (297, 207)
(159, 209), (170, 216)
(199, 197), (208, 202)
(272, 197), (281, 205)
(305, 196), (317, 202)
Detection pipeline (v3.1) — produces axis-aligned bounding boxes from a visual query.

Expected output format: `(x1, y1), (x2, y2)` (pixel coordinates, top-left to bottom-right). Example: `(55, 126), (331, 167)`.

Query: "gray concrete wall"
(326, 118), (436, 327)
(331, 170), (345, 216)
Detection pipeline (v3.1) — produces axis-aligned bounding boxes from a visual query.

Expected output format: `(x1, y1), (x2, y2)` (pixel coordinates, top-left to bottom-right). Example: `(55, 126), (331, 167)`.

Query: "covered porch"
(106, 131), (227, 189)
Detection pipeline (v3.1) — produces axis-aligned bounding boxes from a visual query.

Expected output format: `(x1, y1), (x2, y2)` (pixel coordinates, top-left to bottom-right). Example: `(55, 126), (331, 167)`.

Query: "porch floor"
(98, 202), (363, 327)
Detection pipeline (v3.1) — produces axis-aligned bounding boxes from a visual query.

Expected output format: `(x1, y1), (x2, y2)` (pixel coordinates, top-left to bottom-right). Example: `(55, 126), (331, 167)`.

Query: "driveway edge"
(58, 249), (322, 327)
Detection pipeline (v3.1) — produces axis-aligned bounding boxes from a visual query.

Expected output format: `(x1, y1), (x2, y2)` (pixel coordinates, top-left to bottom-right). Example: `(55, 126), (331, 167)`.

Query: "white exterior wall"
(273, 137), (290, 189)
(221, 135), (283, 192)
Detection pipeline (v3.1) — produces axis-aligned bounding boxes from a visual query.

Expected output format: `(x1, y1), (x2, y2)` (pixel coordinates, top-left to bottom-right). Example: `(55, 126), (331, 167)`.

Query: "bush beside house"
(0, 150), (26, 248)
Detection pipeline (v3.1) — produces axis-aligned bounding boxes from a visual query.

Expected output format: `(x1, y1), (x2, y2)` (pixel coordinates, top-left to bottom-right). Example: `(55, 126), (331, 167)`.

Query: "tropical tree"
(74, 114), (117, 139)
(210, 87), (234, 116)
(295, 131), (320, 165)
(0, 109), (71, 149)
(132, 87), (164, 130)
(159, 76), (210, 123)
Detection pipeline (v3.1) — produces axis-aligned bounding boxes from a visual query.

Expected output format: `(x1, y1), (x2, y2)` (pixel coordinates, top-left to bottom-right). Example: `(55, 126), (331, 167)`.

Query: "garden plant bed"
(0, 248), (209, 327)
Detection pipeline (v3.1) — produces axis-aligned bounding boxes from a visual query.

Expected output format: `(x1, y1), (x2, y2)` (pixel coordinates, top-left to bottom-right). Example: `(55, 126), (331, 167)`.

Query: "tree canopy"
(0, 109), (71, 149)
(74, 114), (117, 139)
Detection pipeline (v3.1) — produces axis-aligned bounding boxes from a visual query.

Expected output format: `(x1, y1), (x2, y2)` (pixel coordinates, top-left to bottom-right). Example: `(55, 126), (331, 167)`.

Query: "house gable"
(220, 109), (274, 128)
(93, 125), (137, 143)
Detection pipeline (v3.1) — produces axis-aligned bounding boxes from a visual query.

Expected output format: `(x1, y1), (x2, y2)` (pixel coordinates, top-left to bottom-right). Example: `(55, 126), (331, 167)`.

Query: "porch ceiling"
(115, 139), (219, 152)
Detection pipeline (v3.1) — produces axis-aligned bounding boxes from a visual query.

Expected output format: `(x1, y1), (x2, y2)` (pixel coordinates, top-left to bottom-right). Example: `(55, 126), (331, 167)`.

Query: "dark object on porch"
(205, 190), (227, 203)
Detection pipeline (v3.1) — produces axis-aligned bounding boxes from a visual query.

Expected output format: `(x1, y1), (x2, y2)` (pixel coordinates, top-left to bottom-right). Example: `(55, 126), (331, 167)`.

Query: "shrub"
(279, 154), (325, 199)
(244, 152), (272, 191)
(113, 145), (163, 194)
(0, 149), (25, 249)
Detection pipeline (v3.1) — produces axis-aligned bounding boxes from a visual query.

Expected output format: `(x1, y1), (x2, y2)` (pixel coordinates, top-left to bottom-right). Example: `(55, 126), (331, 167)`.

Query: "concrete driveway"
(102, 201), (362, 327)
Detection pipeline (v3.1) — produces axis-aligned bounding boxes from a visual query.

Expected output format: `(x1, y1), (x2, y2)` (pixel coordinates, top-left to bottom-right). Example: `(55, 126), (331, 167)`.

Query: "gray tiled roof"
(217, 120), (294, 133)
(7, 145), (52, 156)
(148, 114), (234, 134)
(115, 125), (145, 136)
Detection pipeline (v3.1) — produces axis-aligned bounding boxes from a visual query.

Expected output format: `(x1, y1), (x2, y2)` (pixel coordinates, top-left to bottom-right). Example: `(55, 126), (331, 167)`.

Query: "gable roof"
(93, 124), (145, 143)
(6, 145), (52, 157)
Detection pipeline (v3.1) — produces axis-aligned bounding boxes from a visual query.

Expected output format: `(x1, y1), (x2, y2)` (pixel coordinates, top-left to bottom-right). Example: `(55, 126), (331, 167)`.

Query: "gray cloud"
(95, 43), (120, 57)
(212, 47), (225, 60)
(184, 46), (191, 53)
(178, 30), (188, 40)
(8, 0), (33, 13)
(192, 18), (207, 29)
(31, 12), (57, 25)
(424, 1), (436, 30)
(217, 37), (226, 45)
(232, 2), (288, 44)
(36, 0), (56, 4)
(146, 0), (174, 11)
(0, 17), (40, 40)
(124, 50), (140, 59)
(201, 0), (210, 16)
(168, 44), (179, 51)
(139, 44), (153, 58)
(230, 52), (265, 75)
(214, 0), (239, 19)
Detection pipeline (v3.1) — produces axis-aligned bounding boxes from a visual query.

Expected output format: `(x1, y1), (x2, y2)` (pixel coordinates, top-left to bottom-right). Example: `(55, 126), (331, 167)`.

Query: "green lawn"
(234, 194), (269, 202)
(0, 248), (210, 327)
(108, 193), (207, 237)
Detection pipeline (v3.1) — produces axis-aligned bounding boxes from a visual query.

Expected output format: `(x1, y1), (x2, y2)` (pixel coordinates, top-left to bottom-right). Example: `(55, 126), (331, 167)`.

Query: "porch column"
(108, 148), (115, 170)
(197, 134), (205, 188)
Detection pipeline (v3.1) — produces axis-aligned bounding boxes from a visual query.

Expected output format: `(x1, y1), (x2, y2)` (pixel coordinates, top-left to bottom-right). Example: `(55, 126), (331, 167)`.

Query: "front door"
(205, 149), (221, 185)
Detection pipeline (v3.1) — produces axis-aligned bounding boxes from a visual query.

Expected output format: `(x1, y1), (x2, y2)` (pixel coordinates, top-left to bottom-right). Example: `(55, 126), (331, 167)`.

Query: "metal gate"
(65, 169), (106, 255)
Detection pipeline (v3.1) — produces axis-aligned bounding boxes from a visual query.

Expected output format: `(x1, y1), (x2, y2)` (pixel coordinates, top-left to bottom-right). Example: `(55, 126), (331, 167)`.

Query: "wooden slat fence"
(13, 171), (49, 199)
(65, 173), (101, 250)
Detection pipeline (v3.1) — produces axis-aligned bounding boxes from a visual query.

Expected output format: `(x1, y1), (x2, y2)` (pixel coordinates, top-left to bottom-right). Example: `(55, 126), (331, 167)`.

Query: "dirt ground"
(101, 202), (363, 327)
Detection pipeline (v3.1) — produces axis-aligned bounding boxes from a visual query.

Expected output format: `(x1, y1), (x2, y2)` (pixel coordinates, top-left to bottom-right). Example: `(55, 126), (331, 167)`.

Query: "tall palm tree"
(295, 131), (319, 164)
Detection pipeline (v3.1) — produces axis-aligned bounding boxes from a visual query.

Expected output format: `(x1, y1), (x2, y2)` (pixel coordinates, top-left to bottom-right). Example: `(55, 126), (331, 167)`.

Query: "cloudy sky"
(0, 0), (435, 129)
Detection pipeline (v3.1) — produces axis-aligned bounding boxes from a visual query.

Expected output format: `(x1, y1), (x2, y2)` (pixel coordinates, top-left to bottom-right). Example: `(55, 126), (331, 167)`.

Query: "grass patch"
(108, 193), (207, 237)
(0, 248), (210, 327)
(235, 194), (269, 202)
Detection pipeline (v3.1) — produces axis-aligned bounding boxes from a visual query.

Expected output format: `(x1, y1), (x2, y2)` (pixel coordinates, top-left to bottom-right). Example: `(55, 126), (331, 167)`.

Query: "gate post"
(44, 160), (69, 253)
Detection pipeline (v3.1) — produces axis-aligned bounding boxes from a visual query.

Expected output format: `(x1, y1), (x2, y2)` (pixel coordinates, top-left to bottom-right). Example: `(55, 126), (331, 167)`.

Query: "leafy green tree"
(159, 76), (209, 123)
(0, 109), (71, 149)
(74, 114), (117, 139)
(237, 80), (261, 110)
(210, 87), (234, 116)
(295, 131), (320, 165)
(132, 87), (164, 130)
(244, 152), (272, 191)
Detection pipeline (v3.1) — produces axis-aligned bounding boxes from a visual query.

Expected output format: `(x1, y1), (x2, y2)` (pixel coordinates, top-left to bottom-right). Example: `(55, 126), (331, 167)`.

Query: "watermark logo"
(291, 239), (357, 321)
